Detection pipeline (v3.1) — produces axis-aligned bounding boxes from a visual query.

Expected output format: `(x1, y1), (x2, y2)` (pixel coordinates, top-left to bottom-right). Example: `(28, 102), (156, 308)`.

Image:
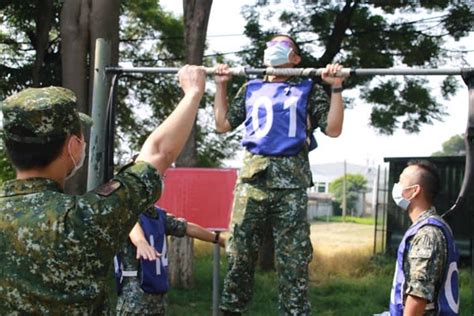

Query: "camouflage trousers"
(220, 181), (313, 315)
(116, 279), (166, 316)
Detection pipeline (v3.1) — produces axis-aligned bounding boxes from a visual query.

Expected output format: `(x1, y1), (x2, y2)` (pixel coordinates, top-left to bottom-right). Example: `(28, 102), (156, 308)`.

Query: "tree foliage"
(0, 0), (239, 169)
(329, 173), (368, 212)
(0, 0), (62, 97)
(116, 0), (240, 166)
(0, 1), (61, 183)
(432, 133), (465, 156)
(239, 1), (473, 134)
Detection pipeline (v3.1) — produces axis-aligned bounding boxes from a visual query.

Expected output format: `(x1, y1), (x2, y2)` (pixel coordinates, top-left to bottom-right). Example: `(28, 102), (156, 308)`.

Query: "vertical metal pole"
(87, 39), (111, 190)
(382, 167), (388, 253)
(466, 77), (474, 316)
(373, 165), (380, 254)
(212, 235), (220, 316)
(342, 160), (347, 221)
(461, 71), (474, 315)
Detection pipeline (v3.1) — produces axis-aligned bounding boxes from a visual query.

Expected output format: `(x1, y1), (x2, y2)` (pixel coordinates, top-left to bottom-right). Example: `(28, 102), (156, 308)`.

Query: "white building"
(307, 162), (379, 218)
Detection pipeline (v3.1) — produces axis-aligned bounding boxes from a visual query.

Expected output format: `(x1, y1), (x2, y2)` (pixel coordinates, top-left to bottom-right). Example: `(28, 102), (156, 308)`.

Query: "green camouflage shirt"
(227, 77), (330, 188)
(0, 161), (162, 315)
(403, 208), (447, 314)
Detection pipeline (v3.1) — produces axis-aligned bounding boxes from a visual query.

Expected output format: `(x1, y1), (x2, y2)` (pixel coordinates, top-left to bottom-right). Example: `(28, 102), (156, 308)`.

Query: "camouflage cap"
(1, 86), (92, 144)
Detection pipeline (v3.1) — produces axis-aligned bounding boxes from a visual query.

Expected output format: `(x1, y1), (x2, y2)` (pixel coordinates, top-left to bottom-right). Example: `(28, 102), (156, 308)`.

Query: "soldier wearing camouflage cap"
(0, 65), (207, 314)
(2, 86), (93, 144)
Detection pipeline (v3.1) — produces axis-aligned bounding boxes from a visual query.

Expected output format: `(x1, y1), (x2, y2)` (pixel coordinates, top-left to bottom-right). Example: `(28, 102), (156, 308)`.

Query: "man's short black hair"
(4, 126), (81, 171)
(407, 159), (441, 204)
(270, 34), (301, 55)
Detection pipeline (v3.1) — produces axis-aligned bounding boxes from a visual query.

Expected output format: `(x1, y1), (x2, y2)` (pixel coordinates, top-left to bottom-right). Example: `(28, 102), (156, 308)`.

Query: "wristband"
(331, 86), (343, 94)
(213, 232), (220, 244)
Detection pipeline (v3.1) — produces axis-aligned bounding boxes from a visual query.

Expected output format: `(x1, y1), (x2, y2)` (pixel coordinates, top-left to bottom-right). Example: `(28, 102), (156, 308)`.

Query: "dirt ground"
(310, 222), (374, 253)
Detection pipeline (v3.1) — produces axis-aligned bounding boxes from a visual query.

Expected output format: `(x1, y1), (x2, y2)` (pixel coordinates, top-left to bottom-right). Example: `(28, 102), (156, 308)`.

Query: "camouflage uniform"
(220, 78), (330, 315)
(116, 208), (187, 316)
(403, 208), (448, 315)
(0, 87), (163, 314)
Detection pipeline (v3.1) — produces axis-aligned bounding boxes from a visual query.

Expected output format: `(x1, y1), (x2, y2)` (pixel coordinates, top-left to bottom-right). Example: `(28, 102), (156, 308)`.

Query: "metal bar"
(373, 165), (380, 255)
(105, 66), (473, 77)
(87, 39), (111, 190)
(212, 236), (220, 316)
(104, 74), (120, 182)
(342, 160), (347, 222)
(457, 70), (474, 315)
(382, 168), (388, 253)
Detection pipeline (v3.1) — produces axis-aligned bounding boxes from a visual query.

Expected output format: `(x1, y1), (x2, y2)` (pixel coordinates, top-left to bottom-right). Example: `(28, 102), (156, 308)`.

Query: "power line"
(121, 33), (247, 43)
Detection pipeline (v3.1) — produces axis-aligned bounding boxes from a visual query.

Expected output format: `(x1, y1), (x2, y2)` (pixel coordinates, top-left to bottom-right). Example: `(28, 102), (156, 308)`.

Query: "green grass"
(107, 244), (472, 315)
(314, 215), (375, 225)
(164, 247), (472, 316)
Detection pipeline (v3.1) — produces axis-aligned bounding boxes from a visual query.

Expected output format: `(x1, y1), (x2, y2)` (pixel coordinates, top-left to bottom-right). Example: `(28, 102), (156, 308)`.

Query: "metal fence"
(373, 165), (389, 254)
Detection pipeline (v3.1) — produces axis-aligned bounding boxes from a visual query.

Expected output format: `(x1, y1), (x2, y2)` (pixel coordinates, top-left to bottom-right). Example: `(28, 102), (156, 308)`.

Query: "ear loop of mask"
(66, 135), (86, 180)
(404, 184), (419, 201)
(68, 137), (78, 167)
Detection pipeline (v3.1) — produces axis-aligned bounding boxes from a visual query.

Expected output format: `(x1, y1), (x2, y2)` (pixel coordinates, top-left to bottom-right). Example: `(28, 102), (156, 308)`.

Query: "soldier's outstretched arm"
(136, 65), (206, 174)
(213, 63), (232, 133)
(186, 222), (225, 248)
(321, 63), (345, 137)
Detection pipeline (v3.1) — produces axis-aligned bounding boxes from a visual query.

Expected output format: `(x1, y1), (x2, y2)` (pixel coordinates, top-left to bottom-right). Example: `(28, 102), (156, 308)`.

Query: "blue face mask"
(263, 42), (293, 66)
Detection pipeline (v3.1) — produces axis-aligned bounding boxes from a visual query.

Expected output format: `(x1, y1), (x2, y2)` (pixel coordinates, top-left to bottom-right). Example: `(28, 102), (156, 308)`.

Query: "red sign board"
(155, 168), (237, 231)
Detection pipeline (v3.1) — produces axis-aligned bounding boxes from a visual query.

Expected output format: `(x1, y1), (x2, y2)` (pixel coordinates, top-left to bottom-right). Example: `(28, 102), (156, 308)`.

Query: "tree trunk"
(32, 0), (54, 87)
(89, 0), (120, 81)
(167, 236), (195, 288)
(60, 0), (90, 112)
(318, 0), (358, 66)
(60, 0), (119, 194)
(60, 0), (91, 195)
(179, 0), (213, 166)
(167, 0), (213, 289)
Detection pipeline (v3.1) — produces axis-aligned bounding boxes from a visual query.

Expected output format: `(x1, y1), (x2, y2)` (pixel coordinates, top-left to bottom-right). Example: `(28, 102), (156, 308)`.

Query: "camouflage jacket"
(403, 209), (448, 312)
(0, 161), (162, 315)
(119, 208), (187, 273)
(227, 77), (330, 188)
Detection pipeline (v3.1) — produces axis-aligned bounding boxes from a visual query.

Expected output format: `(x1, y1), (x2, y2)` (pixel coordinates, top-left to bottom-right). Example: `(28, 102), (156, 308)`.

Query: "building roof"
(310, 162), (377, 183)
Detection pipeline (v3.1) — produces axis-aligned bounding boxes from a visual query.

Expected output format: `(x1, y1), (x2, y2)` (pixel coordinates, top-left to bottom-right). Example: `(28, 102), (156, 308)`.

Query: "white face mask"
(66, 136), (86, 180)
(263, 42), (293, 67)
(391, 183), (416, 211)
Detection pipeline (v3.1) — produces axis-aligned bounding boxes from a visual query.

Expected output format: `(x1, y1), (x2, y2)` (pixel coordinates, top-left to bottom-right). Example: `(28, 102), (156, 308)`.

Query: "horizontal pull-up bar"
(105, 66), (474, 77)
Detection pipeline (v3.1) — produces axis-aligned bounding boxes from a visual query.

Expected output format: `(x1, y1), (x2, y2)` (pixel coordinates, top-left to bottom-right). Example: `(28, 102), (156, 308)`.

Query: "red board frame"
(155, 168), (237, 231)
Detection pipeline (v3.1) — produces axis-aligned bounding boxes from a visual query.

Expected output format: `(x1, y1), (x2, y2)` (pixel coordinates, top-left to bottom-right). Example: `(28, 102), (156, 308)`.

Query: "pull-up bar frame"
(89, 39), (474, 316)
(105, 66), (474, 77)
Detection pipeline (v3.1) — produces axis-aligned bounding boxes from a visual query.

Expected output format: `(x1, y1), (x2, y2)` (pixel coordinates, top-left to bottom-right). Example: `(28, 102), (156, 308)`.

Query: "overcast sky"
(162, 0), (473, 168)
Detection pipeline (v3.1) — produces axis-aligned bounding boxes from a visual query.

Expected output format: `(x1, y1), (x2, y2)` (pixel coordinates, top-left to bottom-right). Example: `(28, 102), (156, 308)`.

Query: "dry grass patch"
(309, 221), (375, 281)
(194, 222), (376, 282)
(310, 245), (373, 282)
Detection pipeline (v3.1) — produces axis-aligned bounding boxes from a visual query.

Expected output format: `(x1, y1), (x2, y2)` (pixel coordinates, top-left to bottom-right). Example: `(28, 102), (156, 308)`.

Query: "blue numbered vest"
(241, 79), (313, 156)
(389, 216), (459, 315)
(114, 207), (169, 294)
(139, 207), (169, 294)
